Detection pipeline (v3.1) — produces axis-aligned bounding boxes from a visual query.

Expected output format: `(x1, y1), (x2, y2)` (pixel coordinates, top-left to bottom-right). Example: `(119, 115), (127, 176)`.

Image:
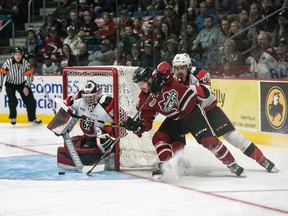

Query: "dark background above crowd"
(0, 0), (287, 78)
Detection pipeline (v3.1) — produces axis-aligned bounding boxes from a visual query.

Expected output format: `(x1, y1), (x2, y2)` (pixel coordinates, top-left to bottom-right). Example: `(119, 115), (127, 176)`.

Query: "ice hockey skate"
(31, 118), (42, 125)
(152, 161), (180, 182)
(175, 151), (191, 176)
(260, 158), (280, 173)
(152, 162), (164, 181)
(227, 162), (245, 177)
(10, 118), (16, 125)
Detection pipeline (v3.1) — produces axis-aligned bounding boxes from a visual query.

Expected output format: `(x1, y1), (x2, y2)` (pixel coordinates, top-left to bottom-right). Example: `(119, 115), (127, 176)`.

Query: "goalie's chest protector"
(73, 96), (114, 136)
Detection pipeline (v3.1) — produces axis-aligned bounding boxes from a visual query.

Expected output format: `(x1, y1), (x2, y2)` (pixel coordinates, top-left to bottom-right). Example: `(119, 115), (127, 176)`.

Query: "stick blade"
(83, 164), (106, 175)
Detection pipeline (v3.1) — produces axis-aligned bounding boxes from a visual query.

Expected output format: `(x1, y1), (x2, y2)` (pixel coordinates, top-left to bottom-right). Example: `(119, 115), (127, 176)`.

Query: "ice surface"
(0, 123), (288, 216)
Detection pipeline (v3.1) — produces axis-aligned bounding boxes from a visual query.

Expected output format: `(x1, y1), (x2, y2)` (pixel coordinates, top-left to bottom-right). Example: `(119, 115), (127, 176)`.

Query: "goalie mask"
(82, 80), (102, 105)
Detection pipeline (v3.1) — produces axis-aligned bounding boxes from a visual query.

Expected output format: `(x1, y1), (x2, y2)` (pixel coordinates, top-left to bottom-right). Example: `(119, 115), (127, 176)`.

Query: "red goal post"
(62, 66), (158, 171)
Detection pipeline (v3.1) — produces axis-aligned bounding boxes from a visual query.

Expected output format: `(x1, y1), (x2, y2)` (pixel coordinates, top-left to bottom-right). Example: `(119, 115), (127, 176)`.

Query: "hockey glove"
(121, 116), (145, 134)
(97, 134), (116, 153)
(150, 72), (166, 94)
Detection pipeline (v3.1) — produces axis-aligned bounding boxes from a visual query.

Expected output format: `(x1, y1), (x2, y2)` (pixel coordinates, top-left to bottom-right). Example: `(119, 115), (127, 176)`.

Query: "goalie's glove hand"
(121, 116), (145, 134)
(150, 72), (166, 94)
(97, 134), (116, 153)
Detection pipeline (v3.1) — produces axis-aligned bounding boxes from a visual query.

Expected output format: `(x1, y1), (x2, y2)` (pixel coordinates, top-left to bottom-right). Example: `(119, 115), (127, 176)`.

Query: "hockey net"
(63, 66), (159, 170)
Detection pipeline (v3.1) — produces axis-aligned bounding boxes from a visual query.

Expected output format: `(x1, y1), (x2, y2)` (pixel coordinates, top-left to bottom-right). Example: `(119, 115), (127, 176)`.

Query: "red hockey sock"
(171, 142), (185, 154)
(201, 136), (235, 165)
(154, 141), (173, 161)
(244, 143), (265, 163)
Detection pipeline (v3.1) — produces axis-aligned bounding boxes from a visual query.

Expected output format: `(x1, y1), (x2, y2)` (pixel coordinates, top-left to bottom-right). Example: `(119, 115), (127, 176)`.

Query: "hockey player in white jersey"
(172, 53), (279, 173)
(47, 80), (116, 170)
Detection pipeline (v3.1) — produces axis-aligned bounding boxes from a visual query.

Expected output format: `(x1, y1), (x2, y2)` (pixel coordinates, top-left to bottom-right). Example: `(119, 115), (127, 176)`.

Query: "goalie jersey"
(66, 93), (114, 137)
(47, 93), (115, 168)
(48, 93), (114, 137)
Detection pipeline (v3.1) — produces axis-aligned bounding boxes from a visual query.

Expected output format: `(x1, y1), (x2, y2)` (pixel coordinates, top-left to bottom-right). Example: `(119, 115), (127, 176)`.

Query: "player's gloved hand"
(151, 61), (172, 93)
(151, 72), (166, 93)
(196, 69), (211, 84)
(157, 61), (172, 77)
(97, 134), (116, 153)
(121, 116), (145, 134)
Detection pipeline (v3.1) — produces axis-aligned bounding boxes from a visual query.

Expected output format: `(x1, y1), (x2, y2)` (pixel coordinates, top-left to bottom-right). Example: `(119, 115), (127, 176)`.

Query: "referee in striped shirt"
(0, 47), (42, 125)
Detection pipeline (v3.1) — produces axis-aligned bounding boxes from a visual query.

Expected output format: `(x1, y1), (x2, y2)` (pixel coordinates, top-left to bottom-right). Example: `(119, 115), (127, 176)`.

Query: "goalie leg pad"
(68, 135), (83, 148)
(82, 137), (97, 149)
(57, 146), (104, 167)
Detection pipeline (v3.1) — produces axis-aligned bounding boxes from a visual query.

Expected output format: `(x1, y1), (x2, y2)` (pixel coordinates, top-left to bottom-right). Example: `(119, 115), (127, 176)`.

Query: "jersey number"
(81, 120), (91, 130)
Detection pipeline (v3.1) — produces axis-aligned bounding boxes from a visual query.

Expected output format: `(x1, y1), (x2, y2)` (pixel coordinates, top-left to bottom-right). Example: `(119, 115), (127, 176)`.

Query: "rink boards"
(0, 76), (287, 146)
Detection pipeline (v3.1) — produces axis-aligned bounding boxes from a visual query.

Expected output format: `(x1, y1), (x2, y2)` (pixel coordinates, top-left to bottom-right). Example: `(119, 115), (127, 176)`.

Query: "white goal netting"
(63, 66), (158, 170)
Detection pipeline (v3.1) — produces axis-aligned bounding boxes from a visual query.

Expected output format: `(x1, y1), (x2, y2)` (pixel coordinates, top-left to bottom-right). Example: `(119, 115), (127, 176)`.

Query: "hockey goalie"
(47, 80), (117, 170)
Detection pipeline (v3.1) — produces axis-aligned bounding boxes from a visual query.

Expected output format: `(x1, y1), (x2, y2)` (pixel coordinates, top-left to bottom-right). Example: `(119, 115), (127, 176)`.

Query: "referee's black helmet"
(13, 47), (23, 54)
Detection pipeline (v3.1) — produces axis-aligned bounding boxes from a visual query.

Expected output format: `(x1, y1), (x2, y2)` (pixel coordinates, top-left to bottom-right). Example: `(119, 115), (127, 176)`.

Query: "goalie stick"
(86, 93), (153, 176)
(39, 78), (104, 173)
(54, 98), (121, 127)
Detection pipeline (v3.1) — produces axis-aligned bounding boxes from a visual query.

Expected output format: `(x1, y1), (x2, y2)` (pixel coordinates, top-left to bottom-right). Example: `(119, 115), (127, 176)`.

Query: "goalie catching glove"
(121, 116), (145, 134)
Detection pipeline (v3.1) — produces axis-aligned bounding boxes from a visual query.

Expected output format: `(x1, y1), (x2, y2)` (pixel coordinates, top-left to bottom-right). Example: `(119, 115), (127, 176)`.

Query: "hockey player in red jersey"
(172, 53), (279, 173)
(121, 63), (245, 181)
(47, 80), (116, 170)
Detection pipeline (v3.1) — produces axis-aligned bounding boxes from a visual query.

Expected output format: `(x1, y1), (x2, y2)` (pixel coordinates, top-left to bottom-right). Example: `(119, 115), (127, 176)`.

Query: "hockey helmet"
(133, 67), (152, 83)
(13, 47), (23, 55)
(172, 53), (192, 71)
(82, 80), (102, 105)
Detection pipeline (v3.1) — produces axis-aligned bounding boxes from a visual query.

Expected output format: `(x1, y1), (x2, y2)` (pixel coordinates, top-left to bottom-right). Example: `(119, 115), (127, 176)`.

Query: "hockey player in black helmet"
(132, 67), (152, 83)
(122, 63), (245, 181)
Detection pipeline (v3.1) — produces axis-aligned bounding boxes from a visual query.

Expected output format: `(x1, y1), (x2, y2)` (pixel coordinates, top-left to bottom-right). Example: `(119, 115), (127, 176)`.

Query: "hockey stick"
(86, 93), (153, 176)
(54, 97), (121, 127)
(39, 78), (104, 173)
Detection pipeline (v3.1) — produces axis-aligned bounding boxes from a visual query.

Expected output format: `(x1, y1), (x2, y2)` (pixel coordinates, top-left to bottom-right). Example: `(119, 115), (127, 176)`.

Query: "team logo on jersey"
(87, 104), (96, 112)
(158, 89), (178, 113)
(265, 86), (287, 129)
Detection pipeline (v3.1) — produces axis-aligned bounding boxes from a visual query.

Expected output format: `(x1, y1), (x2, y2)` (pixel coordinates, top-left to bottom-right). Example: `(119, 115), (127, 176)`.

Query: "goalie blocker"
(48, 108), (115, 170)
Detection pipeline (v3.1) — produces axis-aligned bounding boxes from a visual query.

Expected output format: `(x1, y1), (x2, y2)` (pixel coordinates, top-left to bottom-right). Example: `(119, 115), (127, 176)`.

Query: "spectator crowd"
(1, 0), (288, 79)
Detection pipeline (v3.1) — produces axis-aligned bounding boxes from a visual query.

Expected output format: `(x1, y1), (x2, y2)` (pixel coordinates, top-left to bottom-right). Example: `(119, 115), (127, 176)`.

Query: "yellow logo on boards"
(265, 86), (287, 129)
